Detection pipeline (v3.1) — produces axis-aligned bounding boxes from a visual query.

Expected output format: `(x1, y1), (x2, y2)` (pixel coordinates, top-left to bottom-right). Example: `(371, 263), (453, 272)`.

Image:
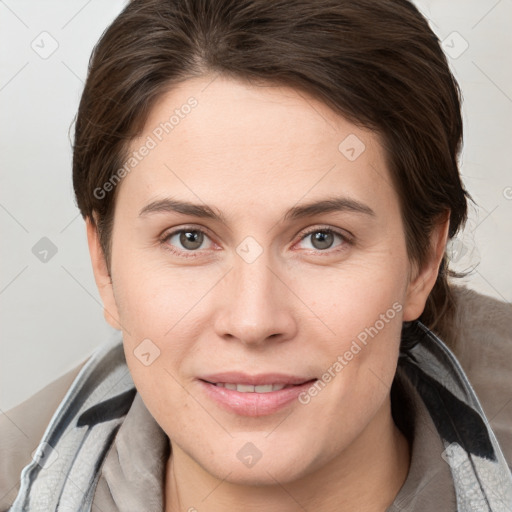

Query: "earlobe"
(85, 215), (122, 330)
(402, 214), (451, 322)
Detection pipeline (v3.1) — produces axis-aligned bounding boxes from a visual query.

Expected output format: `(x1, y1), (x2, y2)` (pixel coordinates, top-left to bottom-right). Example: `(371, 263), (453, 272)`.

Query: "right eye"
(160, 227), (216, 257)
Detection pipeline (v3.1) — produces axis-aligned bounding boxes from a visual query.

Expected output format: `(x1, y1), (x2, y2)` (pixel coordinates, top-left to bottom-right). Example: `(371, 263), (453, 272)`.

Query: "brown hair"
(72, 0), (469, 346)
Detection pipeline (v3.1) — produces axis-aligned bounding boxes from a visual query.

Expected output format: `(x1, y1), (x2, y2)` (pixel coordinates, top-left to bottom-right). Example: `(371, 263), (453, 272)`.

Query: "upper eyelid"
(161, 224), (214, 240)
(297, 225), (351, 238)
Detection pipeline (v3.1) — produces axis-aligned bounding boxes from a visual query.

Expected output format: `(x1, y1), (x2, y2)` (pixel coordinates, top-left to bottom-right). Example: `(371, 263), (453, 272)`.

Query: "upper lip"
(199, 372), (317, 386)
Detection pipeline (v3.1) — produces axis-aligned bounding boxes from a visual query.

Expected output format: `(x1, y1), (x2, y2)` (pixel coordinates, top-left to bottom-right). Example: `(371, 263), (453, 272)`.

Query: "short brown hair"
(72, 0), (469, 346)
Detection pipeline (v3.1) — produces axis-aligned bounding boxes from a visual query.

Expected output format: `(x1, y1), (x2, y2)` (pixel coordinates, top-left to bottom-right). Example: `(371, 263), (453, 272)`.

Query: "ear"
(85, 215), (122, 330)
(402, 213), (451, 322)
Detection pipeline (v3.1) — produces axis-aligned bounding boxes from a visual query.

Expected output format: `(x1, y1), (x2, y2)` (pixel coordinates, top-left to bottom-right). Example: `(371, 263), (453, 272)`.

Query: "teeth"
(237, 384), (256, 393)
(214, 383), (288, 393)
(255, 384), (274, 393)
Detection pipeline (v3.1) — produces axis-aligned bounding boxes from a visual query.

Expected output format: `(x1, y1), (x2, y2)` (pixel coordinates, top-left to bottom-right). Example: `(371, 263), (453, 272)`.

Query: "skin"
(87, 75), (449, 511)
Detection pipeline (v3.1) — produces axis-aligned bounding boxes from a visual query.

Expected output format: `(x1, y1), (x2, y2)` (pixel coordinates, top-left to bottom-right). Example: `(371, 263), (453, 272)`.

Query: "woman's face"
(89, 75), (439, 486)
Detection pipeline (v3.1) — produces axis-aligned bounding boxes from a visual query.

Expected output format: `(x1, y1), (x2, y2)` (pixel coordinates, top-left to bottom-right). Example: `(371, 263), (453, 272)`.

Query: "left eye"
(297, 229), (347, 251)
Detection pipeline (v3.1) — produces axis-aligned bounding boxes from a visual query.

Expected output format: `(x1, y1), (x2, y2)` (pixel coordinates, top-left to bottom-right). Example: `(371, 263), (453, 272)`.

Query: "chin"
(211, 461), (309, 487)
(192, 437), (322, 487)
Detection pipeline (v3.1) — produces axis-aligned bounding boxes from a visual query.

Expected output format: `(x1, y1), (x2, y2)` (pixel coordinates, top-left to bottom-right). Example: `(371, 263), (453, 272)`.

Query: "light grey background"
(1, 0), (511, 411)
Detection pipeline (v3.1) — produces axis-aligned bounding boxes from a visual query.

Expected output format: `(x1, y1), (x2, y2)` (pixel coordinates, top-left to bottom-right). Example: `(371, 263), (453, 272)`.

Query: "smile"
(198, 378), (318, 416)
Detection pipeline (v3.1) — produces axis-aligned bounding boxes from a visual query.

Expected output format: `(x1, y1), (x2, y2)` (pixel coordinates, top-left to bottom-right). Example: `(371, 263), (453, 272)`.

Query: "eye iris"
(311, 231), (334, 250)
(180, 230), (203, 250)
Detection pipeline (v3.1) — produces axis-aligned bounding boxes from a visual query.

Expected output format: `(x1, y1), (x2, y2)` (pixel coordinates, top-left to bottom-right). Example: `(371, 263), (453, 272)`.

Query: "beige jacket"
(1, 285), (511, 510)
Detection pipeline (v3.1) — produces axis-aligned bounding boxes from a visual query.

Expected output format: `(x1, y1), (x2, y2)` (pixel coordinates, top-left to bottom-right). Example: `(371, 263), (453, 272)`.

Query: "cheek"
(110, 252), (219, 400)
(296, 287), (404, 450)
(294, 259), (407, 404)
(298, 257), (407, 342)
(112, 251), (203, 333)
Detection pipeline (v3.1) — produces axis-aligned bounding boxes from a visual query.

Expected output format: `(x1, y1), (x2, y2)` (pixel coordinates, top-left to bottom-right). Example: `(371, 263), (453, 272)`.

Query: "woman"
(2, 0), (512, 510)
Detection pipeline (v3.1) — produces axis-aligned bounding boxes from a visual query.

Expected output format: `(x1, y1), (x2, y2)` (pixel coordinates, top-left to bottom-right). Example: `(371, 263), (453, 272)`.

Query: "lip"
(197, 373), (317, 417)
(199, 372), (315, 386)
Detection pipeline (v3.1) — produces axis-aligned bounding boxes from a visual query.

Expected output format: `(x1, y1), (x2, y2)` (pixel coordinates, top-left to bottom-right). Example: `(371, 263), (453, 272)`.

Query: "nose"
(213, 252), (298, 348)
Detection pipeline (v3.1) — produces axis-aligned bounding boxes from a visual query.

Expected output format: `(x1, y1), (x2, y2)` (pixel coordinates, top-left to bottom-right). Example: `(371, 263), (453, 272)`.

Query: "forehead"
(118, 75), (397, 219)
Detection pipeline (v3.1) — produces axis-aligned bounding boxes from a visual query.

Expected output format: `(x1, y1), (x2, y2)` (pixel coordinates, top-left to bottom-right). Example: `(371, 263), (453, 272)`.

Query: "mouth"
(201, 381), (314, 393)
(197, 374), (318, 416)
(199, 372), (316, 387)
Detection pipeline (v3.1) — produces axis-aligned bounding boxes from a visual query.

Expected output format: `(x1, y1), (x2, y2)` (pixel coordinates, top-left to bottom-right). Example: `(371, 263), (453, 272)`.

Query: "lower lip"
(198, 379), (317, 417)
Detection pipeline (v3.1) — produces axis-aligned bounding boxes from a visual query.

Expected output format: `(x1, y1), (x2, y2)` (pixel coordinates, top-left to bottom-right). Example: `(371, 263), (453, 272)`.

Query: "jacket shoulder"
(0, 360), (87, 511)
(449, 284), (512, 467)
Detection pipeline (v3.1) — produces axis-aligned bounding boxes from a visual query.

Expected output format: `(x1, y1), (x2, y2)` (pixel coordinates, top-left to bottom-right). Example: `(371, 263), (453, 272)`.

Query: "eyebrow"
(283, 197), (375, 221)
(138, 196), (375, 222)
(139, 198), (228, 222)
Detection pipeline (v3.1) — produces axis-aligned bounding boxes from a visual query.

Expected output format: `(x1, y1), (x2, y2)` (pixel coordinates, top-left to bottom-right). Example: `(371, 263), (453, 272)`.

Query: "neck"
(165, 399), (410, 512)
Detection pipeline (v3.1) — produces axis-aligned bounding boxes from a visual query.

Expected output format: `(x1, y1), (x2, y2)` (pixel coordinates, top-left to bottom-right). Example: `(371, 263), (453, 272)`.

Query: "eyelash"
(159, 225), (353, 259)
